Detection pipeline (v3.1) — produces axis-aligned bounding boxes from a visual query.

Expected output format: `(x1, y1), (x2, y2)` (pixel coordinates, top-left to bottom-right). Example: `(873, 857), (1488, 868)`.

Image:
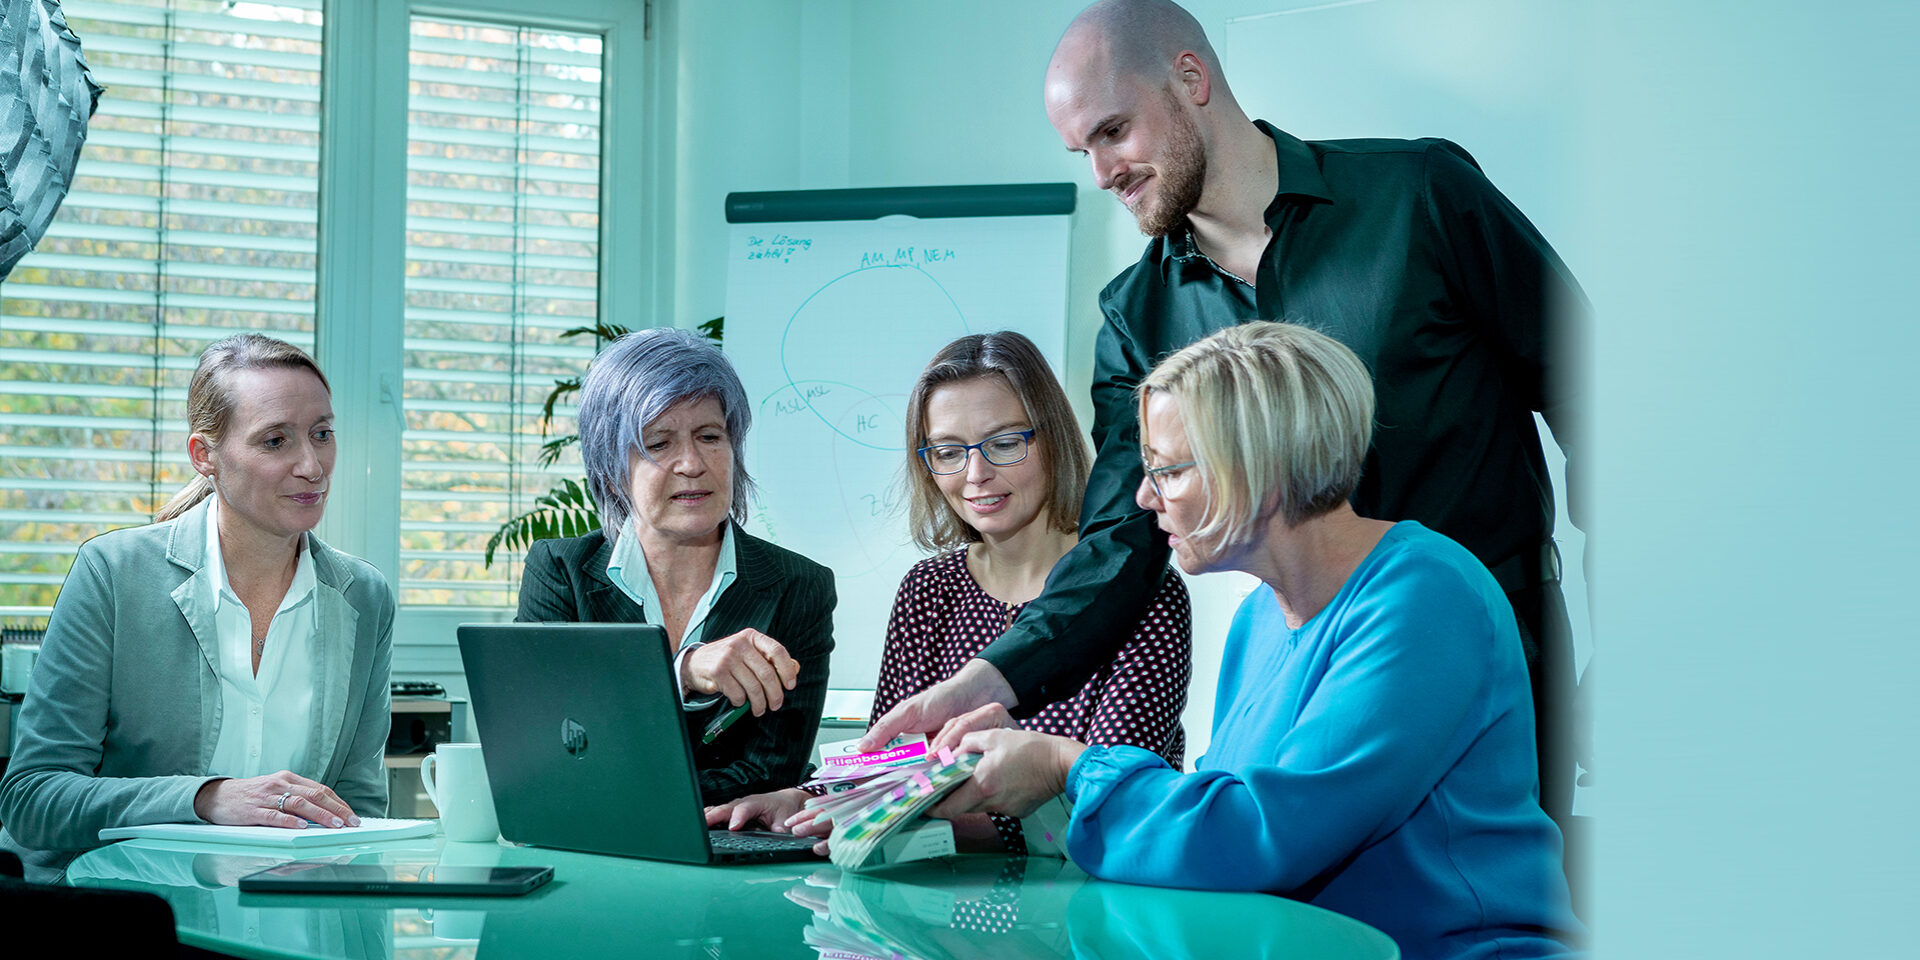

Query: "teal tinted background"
(273, 0), (1911, 952)
(1580, 1), (1920, 954)
(661, 3), (1920, 952)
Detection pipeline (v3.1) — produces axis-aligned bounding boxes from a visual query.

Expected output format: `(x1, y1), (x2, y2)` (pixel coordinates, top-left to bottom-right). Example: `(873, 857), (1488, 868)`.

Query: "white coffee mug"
(419, 743), (500, 842)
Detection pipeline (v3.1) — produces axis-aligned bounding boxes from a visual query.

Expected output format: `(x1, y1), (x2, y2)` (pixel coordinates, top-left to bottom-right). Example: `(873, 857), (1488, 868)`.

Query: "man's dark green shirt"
(982, 122), (1587, 710)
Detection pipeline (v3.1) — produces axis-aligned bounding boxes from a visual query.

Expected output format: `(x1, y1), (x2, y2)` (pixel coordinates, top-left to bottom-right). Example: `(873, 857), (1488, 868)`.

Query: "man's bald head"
(1054, 0), (1227, 97)
(1047, 0), (1246, 237)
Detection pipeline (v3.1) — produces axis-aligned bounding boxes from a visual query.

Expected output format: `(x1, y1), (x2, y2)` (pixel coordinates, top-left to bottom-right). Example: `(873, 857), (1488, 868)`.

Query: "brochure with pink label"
(812, 733), (931, 782)
(804, 752), (977, 871)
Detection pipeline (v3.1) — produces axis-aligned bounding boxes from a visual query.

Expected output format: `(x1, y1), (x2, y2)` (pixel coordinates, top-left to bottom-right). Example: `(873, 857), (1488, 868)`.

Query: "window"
(397, 16), (603, 607)
(1, 0), (652, 621)
(0, 0), (325, 608)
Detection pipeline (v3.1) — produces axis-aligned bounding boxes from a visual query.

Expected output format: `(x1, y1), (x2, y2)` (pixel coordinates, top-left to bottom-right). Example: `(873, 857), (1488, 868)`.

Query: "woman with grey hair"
(928, 322), (1581, 960)
(516, 327), (836, 804)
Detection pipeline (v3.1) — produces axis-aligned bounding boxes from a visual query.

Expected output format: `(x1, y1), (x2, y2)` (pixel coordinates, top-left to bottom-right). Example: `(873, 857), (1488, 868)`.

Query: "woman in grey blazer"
(0, 335), (394, 881)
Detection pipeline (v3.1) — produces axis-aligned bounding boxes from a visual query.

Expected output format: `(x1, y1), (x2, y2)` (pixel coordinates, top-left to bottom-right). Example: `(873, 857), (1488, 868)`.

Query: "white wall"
(1574, 2), (1920, 955)
(664, 0), (1592, 778)
(412, 1), (1920, 953)
(291, 1), (1920, 950)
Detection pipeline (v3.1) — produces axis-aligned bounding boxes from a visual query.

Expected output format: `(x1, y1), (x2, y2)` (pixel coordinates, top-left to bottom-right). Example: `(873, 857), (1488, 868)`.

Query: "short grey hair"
(1139, 321), (1374, 545)
(578, 328), (756, 545)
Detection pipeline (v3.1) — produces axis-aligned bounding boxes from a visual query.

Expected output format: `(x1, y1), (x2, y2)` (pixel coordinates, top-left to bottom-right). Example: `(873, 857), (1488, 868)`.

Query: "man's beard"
(1128, 96), (1208, 237)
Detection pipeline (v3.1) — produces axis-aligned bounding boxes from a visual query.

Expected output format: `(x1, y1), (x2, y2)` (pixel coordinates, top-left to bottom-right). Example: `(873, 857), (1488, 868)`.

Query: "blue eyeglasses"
(917, 430), (1036, 475)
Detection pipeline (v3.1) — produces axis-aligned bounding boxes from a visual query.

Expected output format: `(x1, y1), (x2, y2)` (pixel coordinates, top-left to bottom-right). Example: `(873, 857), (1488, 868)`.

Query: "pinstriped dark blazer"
(515, 524), (836, 805)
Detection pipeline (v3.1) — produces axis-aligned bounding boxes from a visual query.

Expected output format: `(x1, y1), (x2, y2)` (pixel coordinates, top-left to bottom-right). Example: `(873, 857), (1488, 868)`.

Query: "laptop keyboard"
(709, 830), (816, 853)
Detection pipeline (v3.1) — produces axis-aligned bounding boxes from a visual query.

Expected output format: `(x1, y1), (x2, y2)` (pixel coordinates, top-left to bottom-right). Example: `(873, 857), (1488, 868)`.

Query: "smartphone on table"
(239, 861), (553, 896)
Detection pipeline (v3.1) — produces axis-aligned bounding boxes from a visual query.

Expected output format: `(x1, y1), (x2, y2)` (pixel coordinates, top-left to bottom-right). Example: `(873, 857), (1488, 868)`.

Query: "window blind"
(0, 0), (325, 608)
(399, 16), (602, 608)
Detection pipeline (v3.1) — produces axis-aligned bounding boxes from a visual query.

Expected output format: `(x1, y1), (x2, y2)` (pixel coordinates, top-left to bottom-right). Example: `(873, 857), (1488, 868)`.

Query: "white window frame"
(0, 0), (668, 655)
(313, 0), (669, 670)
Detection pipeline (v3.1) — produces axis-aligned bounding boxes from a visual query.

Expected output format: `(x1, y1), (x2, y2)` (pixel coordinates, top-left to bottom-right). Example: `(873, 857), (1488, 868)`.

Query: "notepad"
(99, 817), (436, 848)
(821, 689), (875, 723)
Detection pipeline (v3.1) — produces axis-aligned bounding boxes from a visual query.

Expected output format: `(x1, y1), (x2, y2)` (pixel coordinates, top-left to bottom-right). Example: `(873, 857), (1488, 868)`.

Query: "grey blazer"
(0, 497), (394, 881)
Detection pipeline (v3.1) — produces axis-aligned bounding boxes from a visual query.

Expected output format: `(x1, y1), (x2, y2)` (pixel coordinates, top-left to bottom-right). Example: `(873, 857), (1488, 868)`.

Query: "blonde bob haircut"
(903, 331), (1090, 552)
(1139, 321), (1374, 547)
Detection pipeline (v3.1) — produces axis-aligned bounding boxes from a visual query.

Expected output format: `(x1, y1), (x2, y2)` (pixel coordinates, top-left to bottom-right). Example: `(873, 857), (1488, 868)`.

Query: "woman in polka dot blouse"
(706, 331), (1192, 853)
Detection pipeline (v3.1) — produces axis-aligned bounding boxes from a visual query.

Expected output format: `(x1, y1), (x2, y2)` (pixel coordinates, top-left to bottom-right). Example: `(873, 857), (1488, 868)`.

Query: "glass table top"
(66, 833), (1398, 960)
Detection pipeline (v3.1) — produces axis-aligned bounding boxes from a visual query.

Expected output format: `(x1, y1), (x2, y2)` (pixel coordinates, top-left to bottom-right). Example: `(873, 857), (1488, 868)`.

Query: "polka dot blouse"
(873, 546), (1194, 852)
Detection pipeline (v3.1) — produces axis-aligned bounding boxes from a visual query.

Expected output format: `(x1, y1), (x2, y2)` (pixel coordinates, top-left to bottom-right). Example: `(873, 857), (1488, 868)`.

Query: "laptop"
(456, 622), (822, 865)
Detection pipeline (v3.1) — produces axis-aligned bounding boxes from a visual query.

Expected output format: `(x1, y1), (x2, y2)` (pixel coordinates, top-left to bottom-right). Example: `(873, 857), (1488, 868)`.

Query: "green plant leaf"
(536, 434), (579, 468)
(558, 322), (634, 343)
(540, 376), (582, 436)
(483, 476), (601, 568)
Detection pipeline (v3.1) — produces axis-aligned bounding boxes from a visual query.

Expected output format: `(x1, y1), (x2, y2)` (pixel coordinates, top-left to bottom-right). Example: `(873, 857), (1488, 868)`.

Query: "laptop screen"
(457, 622), (714, 863)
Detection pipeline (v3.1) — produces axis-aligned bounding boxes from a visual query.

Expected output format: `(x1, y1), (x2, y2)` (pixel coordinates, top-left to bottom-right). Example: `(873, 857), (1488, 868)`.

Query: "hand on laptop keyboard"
(706, 787), (810, 832)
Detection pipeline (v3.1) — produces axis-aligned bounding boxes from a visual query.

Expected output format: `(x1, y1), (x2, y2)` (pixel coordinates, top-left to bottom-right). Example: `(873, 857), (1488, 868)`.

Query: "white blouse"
(204, 498), (319, 781)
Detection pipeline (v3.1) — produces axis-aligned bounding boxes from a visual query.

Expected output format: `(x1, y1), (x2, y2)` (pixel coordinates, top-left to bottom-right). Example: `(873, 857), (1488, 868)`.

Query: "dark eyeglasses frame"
(1141, 456), (1197, 498)
(917, 429), (1037, 476)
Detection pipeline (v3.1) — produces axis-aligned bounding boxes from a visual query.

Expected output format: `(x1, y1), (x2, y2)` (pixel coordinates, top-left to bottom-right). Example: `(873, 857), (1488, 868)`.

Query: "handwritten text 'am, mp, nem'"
(858, 246), (957, 269)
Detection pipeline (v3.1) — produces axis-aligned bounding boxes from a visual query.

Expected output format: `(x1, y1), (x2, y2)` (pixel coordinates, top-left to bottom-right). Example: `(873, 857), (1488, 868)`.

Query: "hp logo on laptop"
(560, 717), (589, 758)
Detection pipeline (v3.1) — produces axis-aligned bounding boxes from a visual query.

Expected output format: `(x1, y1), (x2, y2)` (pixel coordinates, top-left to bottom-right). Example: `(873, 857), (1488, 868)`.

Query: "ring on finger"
(275, 792), (293, 812)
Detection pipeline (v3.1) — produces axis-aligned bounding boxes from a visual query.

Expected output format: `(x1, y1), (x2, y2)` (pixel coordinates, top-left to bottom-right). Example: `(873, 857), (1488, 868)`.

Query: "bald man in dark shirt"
(866, 0), (1586, 824)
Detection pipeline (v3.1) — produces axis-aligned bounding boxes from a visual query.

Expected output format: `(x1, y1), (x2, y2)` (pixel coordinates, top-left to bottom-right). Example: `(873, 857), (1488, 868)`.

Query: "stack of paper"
(804, 751), (978, 872)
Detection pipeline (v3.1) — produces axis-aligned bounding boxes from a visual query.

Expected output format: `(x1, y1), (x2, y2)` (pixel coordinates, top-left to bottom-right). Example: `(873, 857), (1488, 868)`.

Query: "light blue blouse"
(1064, 522), (1581, 960)
(606, 518), (738, 708)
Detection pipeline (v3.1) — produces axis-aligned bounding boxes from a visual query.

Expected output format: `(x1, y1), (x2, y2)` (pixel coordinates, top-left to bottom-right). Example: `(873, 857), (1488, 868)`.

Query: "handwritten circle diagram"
(753, 264), (971, 574)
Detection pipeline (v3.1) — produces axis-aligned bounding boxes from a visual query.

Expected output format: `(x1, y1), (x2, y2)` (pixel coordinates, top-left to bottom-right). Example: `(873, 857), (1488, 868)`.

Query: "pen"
(702, 703), (749, 744)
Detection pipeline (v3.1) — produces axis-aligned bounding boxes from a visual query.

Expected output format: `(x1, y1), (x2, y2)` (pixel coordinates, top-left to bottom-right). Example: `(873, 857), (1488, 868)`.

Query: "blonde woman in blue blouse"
(933, 322), (1581, 960)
